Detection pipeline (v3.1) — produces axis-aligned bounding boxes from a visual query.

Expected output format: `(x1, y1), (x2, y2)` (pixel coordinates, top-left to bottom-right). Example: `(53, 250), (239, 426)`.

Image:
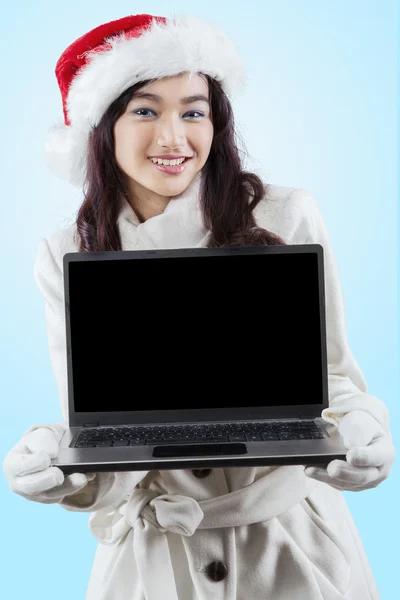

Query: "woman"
(3, 13), (395, 600)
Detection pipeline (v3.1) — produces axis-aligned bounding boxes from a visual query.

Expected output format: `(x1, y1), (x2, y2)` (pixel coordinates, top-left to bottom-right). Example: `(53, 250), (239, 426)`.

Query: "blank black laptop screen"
(67, 252), (325, 412)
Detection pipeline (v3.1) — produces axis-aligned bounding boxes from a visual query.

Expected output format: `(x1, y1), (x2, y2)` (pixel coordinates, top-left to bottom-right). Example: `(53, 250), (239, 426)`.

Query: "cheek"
(132, 127), (151, 151)
(199, 124), (214, 157)
(114, 122), (149, 161)
(114, 125), (129, 165)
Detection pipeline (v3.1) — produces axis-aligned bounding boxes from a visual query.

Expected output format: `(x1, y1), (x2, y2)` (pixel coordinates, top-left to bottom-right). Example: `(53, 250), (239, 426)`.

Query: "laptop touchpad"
(152, 442), (248, 458)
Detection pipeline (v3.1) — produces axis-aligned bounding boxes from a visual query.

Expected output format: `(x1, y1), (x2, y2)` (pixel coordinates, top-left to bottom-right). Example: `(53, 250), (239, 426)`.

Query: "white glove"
(305, 410), (395, 491)
(3, 423), (95, 504)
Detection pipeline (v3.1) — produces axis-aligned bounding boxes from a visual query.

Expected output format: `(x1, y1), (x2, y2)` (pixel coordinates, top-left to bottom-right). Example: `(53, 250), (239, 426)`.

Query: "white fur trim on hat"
(45, 14), (247, 187)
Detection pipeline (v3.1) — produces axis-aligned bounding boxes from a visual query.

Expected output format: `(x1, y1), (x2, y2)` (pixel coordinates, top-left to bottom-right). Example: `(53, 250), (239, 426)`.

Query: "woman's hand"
(3, 423), (95, 504)
(304, 410), (395, 491)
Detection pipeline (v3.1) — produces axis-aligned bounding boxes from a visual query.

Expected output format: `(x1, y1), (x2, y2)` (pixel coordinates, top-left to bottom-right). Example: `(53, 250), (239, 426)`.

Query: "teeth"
(149, 157), (186, 166)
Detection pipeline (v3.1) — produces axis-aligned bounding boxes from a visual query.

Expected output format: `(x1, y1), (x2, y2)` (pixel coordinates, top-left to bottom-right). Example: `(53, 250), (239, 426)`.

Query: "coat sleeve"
(33, 236), (149, 512)
(288, 190), (391, 435)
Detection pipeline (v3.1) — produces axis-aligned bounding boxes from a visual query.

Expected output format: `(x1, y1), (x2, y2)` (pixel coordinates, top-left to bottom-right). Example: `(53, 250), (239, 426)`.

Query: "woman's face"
(114, 72), (214, 216)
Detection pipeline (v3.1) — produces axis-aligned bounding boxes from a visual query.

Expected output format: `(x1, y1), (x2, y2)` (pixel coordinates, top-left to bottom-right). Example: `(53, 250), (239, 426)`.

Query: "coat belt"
(89, 466), (318, 600)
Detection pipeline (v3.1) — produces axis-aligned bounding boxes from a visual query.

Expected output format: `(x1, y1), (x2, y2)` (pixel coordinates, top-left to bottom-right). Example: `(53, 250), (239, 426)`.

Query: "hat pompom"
(45, 123), (87, 187)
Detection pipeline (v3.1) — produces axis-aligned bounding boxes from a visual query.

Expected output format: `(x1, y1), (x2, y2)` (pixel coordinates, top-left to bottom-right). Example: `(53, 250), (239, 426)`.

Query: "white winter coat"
(33, 174), (390, 599)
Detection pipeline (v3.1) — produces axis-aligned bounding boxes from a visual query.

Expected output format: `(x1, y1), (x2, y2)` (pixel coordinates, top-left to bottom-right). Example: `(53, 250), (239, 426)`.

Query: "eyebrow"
(130, 92), (210, 105)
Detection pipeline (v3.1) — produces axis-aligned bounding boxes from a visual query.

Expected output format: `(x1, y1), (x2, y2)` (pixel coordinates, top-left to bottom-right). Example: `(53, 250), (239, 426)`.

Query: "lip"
(148, 157), (192, 174)
(148, 155), (193, 159)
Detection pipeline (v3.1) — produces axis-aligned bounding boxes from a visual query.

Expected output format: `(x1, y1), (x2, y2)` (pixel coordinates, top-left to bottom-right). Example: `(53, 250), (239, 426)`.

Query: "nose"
(156, 115), (187, 150)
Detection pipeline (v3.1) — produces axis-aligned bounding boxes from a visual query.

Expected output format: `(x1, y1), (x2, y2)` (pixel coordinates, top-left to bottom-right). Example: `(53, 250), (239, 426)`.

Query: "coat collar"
(116, 172), (210, 251)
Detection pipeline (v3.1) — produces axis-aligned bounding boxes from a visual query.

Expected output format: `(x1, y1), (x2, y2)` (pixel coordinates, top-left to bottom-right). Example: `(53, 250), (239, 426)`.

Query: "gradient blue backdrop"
(0, 1), (398, 598)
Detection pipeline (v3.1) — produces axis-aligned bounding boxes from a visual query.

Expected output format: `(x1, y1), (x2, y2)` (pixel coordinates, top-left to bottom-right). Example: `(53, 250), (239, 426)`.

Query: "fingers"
(338, 411), (383, 449)
(304, 466), (347, 490)
(326, 460), (380, 486)
(22, 429), (60, 459)
(4, 426), (94, 500)
(8, 458), (92, 498)
(305, 460), (383, 491)
(305, 436), (395, 491)
(13, 466), (65, 496)
(347, 437), (395, 468)
(38, 473), (90, 499)
(3, 428), (62, 479)
(3, 440), (54, 478)
(3, 426), (93, 501)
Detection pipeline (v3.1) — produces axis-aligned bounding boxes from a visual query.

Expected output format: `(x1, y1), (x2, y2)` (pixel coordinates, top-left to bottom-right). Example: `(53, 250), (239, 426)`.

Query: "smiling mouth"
(148, 157), (192, 165)
(147, 157), (193, 174)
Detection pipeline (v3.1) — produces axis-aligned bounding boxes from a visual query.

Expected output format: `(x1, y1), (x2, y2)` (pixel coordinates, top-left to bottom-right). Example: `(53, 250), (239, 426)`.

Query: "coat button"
(205, 560), (228, 582)
(192, 469), (212, 478)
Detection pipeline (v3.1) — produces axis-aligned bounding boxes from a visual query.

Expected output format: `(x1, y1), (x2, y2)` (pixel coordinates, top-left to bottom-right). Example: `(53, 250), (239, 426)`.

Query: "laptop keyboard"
(74, 420), (325, 448)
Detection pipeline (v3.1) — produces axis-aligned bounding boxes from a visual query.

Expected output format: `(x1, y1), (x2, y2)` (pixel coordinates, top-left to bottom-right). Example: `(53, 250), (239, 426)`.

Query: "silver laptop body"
(51, 245), (347, 474)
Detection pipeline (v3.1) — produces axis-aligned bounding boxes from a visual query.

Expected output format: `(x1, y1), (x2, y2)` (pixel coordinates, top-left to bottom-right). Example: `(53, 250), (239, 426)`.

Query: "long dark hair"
(76, 74), (286, 251)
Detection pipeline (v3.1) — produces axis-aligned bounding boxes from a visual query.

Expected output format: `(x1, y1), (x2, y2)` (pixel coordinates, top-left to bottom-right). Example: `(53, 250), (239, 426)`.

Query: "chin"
(154, 183), (188, 198)
(152, 177), (193, 194)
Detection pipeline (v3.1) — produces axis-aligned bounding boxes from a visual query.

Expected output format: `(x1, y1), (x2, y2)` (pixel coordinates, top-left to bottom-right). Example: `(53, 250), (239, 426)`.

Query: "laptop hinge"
(83, 422), (99, 427)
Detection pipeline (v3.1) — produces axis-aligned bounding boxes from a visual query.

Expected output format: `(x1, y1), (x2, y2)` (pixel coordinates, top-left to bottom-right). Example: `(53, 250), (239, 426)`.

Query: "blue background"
(0, 0), (398, 598)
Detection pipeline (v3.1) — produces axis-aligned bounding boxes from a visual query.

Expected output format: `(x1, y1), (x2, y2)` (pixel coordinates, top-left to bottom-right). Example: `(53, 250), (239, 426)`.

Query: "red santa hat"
(45, 13), (246, 186)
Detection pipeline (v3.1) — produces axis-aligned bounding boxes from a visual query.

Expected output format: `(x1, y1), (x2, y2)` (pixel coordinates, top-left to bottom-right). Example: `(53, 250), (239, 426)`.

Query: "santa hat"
(45, 13), (246, 187)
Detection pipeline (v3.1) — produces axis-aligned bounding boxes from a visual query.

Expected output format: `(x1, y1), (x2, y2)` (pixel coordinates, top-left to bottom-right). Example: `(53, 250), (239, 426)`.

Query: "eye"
(184, 111), (204, 119)
(132, 108), (155, 117)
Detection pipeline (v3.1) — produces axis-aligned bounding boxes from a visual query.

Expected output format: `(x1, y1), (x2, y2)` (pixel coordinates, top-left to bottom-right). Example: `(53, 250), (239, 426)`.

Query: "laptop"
(51, 244), (348, 475)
